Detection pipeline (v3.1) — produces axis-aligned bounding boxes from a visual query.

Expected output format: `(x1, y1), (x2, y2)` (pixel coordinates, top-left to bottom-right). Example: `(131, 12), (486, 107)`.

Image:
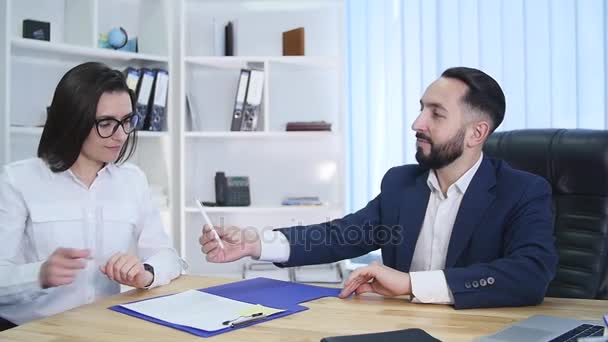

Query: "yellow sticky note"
(238, 304), (284, 317)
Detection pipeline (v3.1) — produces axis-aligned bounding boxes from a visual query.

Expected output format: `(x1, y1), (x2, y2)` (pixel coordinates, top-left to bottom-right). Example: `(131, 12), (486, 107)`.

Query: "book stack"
(285, 121), (332, 131)
(281, 196), (323, 206)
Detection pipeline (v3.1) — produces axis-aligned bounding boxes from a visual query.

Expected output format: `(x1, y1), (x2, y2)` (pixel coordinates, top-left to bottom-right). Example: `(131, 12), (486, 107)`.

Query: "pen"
(222, 312), (264, 326)
(195, 199), (225, 249)
(226, 313), (266, 328)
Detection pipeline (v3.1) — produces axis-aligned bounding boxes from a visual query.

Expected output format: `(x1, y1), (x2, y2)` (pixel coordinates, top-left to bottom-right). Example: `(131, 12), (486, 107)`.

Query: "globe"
(108, 27), (127, 49)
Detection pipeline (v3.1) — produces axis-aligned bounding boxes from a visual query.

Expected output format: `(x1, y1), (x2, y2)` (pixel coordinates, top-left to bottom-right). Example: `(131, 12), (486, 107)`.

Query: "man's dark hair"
(38, 62), (137, 172)
(441, 67), (505, 133)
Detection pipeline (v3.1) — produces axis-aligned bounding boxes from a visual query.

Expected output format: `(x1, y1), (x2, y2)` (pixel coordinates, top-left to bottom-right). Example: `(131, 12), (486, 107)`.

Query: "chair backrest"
(484, 129), (608, 299)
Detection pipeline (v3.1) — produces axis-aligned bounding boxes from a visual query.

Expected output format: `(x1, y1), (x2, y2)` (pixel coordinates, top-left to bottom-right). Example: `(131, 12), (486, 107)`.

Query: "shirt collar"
(41, 159), (114, 183)
(63, 162), (114, 185)
(426, 153), (484, 196)
(98, 163), (114, 176)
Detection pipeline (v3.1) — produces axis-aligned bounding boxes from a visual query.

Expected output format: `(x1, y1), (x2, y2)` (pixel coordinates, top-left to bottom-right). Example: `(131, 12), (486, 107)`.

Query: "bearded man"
(199, 67), (558, 309)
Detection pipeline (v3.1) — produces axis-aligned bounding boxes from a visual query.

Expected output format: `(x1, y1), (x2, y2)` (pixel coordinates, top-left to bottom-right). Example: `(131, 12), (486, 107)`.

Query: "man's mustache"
(415, 133), (432, 144)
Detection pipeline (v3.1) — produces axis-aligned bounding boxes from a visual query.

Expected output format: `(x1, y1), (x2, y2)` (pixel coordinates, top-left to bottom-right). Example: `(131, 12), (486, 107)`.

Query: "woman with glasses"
(0, 62), (182, 329)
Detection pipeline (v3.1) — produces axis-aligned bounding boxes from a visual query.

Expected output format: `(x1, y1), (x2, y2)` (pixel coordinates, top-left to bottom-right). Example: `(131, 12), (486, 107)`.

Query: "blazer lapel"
(445, 157), (497, 267)
(395, 171), (431, 271)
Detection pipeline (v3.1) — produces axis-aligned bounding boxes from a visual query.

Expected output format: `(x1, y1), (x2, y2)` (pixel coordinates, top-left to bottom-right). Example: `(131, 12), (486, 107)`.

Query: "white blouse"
(0, 158), (183, 324)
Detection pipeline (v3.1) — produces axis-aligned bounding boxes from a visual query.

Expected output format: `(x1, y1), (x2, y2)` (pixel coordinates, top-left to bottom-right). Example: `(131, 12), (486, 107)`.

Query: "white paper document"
(120, 289), (282, 332)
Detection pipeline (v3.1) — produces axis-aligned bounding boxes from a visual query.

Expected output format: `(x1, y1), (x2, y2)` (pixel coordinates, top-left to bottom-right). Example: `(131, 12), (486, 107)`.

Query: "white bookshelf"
(185, 56), (338, 68)
(10, 125), (169, 138)
(184, 205), (334, 214)
(0, 0), (347, 281)
(0, 2), (8, 166)
(178, 0), (346, 279)
(11, 38), (169, 63)
(184, 131), (337, 139)
(0, 0), (177, 240)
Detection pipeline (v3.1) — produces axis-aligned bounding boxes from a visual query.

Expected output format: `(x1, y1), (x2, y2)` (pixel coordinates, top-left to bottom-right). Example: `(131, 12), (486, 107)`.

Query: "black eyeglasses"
(94, 114), (139, 138)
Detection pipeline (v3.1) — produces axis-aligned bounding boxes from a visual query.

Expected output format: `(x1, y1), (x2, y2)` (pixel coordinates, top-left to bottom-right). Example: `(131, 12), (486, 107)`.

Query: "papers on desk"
(111, 277), (341, 338)
(119, 290), (284, 332)
(240, 304), (284, 317)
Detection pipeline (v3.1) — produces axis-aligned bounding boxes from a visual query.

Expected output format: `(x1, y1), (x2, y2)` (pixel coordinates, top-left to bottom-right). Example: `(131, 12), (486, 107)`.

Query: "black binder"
(225, 21), (234, 56)
(230, 69), (251, 131)
(147, 69), (168, 131)
(124, 67), (141, 93)
(240, 69), (264, 131)
(321, 328), (441, 342)
(134, 68), (155, 130)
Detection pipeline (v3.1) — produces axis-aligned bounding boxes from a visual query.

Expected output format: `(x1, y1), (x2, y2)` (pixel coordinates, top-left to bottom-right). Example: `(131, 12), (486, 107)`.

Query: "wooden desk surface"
(1, 275), (605, 342)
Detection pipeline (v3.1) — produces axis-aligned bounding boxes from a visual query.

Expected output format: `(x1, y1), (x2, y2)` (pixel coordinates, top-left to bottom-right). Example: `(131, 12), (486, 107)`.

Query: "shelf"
(8, 126), (44, 135)
(185, 205), (334, 214)
(185, 56), (338, 68)
(11, 38), (169, 63)
(10, 126), (169, 138)
(184, 131), (336, 139)
(136, 131), (170, 138)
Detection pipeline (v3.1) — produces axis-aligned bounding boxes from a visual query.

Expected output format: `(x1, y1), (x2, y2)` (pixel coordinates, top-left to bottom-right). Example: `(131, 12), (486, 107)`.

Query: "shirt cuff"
(258, 230), (290, 263)
(14, 261), (50, 301)
(21, 261), (45, 289)
(410, 270), (455, 304)
(142, 249), (183, 289)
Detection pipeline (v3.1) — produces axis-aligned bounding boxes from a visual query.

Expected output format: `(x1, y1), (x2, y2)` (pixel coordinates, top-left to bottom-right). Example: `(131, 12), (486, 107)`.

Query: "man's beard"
(415, 128), (466, 170)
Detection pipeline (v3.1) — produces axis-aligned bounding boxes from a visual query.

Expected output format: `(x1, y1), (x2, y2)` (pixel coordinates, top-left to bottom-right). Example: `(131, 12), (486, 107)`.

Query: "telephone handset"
(215, 172), (251, 207)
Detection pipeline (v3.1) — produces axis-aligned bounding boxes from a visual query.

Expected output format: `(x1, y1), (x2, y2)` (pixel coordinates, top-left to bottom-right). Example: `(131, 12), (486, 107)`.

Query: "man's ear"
(468, 120), (491, 148)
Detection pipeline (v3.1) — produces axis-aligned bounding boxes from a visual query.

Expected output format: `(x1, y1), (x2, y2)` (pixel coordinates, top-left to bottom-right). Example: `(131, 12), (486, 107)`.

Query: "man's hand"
(100, 253), (153, 289)
(199, 225), (260, 263)
(39, 248), (91, 288)
(339, 262), (412, 298)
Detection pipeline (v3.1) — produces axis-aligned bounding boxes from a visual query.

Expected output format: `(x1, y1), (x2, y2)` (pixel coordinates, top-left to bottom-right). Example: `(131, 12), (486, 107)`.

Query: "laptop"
(474, 315), (606, 342)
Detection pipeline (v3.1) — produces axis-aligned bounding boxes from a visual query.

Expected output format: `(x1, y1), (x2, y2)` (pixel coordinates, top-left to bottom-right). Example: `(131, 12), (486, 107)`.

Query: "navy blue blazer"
(277, 157), (558, 309)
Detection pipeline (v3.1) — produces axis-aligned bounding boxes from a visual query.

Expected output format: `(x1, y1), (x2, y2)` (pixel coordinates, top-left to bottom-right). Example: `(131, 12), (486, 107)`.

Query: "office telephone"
(215, 172), (251, 206)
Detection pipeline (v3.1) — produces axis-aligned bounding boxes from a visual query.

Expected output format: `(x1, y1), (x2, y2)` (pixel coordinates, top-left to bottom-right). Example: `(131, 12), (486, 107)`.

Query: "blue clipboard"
(109, 277), (341, 337)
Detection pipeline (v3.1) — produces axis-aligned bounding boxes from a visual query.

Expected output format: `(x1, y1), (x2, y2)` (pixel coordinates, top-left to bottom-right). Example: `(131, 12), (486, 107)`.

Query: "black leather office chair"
(484, 129), (608, 299)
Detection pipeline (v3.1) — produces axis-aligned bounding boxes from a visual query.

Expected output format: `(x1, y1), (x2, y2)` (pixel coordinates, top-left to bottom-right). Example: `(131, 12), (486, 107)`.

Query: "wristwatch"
(143, 263), (155, 287)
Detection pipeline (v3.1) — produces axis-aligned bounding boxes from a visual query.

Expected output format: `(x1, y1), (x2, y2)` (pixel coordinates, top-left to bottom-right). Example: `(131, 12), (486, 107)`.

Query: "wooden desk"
(1, 275), (605, 342)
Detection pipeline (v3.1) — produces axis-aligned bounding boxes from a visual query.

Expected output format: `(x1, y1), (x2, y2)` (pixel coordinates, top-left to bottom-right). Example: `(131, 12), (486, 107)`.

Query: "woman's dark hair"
(38, 62), (138, 172)
(441, 67), (506, 133)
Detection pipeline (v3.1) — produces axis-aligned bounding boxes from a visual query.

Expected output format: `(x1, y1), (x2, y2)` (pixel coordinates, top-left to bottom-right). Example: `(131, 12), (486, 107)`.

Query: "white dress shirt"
(0, 158), (183, 324)
(259, 153), (484, 304)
